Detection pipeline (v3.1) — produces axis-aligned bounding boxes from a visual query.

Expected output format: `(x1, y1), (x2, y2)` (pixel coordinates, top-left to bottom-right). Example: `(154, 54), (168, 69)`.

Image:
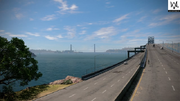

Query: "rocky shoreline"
(49, 76), (82, 85)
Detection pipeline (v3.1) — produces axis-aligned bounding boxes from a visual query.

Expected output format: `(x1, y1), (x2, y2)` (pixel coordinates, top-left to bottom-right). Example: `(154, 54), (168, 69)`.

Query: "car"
(124, 61), (128, 65)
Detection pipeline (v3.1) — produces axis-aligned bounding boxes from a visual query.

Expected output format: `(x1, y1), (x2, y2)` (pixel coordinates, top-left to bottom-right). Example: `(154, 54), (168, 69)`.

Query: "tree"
(0, 36), (42, 87)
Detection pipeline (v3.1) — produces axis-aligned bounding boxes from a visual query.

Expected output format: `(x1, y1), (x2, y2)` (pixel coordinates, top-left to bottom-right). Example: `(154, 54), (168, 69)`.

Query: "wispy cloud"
(15, 13), (23, 19)
(64, 26), (76, 38)
(113, 14), (129, 24)
(41, 14), (56, 21)
(105, 1), (114, 8)
(30, 18), (34, 21)
(45, 34), (63, 40)
(79, 30), (86, 35)
(13, 8), (24, 19)
(120, 29), (145, 39)
(46, 27), (60, 31)
(6, 32), (27, 37)
(45, 35), (57, 40)
(106, 2), (110, 4)
(26, 32), (40, 36)
(57, 34), (63, 38)
(121, 28), (128, 32)
(54, 0), (80, 14)
(26, 1), (34, 5)
(0, 30), (5, 32)
(138, 16), (147, 22)
(85, 26), (117, 40)
(152, 9), (162, 14)
(149, 13), (180, 27)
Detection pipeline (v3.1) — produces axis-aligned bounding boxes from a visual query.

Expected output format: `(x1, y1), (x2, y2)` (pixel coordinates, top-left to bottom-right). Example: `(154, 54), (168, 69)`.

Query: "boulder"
(49, 79), (65, 85)
(65, 76), (82, 83)
(49, 76), (82, 85)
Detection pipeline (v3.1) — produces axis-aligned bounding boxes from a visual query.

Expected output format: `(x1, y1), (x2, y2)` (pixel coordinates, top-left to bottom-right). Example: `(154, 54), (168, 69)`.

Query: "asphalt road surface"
(131, 44), (180, 101)
(35, 53), (144, 101)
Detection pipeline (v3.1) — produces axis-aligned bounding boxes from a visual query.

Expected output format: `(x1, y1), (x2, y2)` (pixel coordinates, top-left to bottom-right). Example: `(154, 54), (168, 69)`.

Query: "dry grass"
(0, 84), (73, 101)
(35, 84), (73, 99)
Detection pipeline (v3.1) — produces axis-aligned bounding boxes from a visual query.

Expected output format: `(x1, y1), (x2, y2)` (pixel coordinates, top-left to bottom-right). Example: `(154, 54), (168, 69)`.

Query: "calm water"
(1, 52), (135, 92)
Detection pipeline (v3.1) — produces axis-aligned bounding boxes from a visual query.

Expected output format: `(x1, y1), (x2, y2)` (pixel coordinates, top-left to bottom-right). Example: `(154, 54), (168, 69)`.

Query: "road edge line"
(130, 68), (145, 101)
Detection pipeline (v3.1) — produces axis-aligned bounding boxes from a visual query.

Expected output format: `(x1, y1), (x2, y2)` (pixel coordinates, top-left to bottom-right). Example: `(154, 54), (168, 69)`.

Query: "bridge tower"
(148, 36), (154, 44)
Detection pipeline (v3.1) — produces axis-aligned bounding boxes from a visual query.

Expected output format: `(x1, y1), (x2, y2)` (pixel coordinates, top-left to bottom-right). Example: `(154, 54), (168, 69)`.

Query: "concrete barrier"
(81, 54), (137, 80)
(115, 47), (147, 101)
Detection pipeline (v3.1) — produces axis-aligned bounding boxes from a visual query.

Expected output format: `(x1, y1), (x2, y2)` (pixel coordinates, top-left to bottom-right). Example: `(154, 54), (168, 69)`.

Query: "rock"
(65, 76), (82, 84)
(49, 76), (82, 85)
(49, 79), (65, 85)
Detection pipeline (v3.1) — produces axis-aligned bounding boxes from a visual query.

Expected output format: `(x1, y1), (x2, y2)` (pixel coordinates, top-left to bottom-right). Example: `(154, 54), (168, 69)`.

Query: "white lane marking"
(168, 77), (171, 81)
(163, 68), (165, 70)
(102, 90), (106, 94)
(172, 85), (175, 91)
(69, 94), (75, 98)
(91, 97), (96, 101)
(162, 65), (163, 67)
(122, 76), (124, 78)
(83, 87), (88, 90)
(129, 71), (130, 73)
(118, 79), (120, 82)
(111, 84), (114, 87)
(126, 73), (127, 75)
(103, 78), (106, 80)
(165, 71), (167, 74)
(94, 82), (97, 85)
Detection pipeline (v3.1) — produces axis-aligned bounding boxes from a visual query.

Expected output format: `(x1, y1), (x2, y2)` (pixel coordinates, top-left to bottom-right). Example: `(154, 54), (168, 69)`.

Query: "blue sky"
(0, 0), (180, 52)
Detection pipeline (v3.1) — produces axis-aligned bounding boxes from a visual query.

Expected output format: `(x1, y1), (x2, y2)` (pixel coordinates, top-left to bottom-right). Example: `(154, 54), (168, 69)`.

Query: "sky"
(0, 0), (180, 52)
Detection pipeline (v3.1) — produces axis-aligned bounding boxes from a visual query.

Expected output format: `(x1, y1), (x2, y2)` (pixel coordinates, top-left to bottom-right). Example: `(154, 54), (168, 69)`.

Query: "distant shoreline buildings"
(106, 47), (135, 53)
(30, 45), (135, 53)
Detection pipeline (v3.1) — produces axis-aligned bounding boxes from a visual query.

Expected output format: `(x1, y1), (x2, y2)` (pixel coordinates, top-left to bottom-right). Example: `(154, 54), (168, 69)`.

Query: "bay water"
(2, 52), (135, 92)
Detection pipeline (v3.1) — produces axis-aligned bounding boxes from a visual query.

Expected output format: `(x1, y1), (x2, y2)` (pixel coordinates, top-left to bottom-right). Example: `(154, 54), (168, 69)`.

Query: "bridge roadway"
(35, 53), (144, 101)
(131, 44), (180, 101)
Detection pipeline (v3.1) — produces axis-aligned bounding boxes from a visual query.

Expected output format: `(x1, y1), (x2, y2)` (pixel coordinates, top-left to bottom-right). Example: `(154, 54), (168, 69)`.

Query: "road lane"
(132, 44), (180, 101)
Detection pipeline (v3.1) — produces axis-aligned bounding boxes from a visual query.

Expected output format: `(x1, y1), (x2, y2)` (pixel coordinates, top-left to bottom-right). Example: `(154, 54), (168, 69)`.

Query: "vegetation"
(62, 79), (73, 85)
(0, 84), (73, 101)
(0, 36), (42, 100)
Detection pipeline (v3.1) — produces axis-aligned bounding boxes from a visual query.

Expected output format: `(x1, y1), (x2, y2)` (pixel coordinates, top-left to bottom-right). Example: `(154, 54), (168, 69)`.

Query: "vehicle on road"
(124, 61), (128, 65)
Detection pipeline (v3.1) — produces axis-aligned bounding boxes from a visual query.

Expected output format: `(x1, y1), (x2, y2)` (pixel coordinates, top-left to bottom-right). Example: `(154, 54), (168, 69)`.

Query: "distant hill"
(30, 49), (83, 53)
(30, 51), (36, 57)
(30, 49), (55, 53)
(106, 47), (135, 53)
